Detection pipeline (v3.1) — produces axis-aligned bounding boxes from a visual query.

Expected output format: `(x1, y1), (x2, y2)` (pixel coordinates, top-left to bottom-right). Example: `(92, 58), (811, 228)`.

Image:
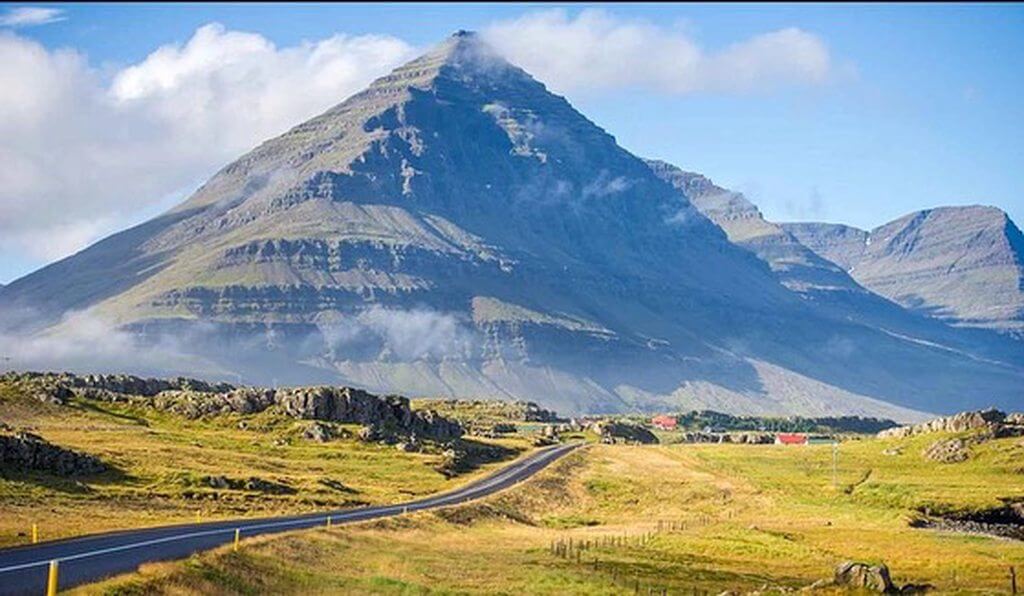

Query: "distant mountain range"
(1, 31), (1020, 419)
(785, 208), (1024, 336)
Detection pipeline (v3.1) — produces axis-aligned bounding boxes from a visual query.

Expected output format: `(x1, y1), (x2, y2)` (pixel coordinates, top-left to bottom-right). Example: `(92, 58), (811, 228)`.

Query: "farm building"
(807, 435), (837, 445)
(651, 415), (678, 430)
(775, 433), (808, 445)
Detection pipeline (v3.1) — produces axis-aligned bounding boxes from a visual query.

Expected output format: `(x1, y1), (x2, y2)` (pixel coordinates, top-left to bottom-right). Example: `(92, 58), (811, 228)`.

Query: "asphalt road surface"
(0, 442), (580, 595)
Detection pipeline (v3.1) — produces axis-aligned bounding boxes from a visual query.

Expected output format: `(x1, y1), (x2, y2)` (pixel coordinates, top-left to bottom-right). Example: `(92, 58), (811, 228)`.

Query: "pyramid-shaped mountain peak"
(2, 31), (1021, 420)
(366, 29), (528, 95)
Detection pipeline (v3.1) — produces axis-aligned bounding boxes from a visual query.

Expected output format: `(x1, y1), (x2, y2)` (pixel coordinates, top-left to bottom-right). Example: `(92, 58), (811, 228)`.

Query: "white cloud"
(0, 309), (218, 375)
(0, 24), (415, 277)
(0, 6), (65, 28)
(319, 306), (474, 362)
(483, 9), (831, 95)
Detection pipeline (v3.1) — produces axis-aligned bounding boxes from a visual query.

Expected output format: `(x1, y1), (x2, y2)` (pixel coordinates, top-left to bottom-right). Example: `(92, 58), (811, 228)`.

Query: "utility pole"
(832, 441), (839, 488)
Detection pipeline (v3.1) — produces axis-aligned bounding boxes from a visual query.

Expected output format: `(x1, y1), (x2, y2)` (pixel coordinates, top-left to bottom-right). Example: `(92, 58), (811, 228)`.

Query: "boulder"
(435, 447), (464, 477)
(242, 477), (295, 494)
(834, 561), (896, 593)
(358, 424), (386, 443)
(301, 421), (334, 442)
(923, 438), (969, 463)
(594, 421), (658, 445)
(203, 475), (231, 489)
(734, 433), (774, 445)
(395, 440), (419, 453)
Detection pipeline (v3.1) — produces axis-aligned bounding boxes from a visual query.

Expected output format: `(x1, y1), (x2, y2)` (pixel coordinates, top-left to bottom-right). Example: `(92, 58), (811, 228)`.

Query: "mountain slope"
(785, 207), (1024, 336)
(2, 32), (1021, 418)
(645, 160), (860, 295)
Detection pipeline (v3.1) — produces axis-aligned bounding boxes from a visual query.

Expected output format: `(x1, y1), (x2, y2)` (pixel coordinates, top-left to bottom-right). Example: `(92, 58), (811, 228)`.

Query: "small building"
(775, 432), (808, 445)
(807, 435), (837, 445)
(651, 415), (678, 431)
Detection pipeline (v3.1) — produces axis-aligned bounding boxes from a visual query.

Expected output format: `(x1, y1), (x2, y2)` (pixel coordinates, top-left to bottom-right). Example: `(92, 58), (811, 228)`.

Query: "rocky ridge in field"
(0, 428), (108, 476)
(2, 372), (463, 442)
(877, 408), (1024, 439)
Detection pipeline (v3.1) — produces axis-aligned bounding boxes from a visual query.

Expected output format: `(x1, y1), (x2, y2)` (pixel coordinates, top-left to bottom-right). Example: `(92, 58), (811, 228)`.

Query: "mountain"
(1, 32), (1021, 419)
(645, 161), (861, 295)
(785, 207), (1024, 336)
(647, 160), (1024, 377)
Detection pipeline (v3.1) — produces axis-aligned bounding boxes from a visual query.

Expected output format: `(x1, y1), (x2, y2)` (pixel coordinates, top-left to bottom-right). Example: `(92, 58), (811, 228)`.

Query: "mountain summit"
(2, 32), (1021, 418)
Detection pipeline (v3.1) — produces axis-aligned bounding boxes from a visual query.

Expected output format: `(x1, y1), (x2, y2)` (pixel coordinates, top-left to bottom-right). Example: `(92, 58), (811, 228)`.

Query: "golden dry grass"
(78, 435), (1024, 595)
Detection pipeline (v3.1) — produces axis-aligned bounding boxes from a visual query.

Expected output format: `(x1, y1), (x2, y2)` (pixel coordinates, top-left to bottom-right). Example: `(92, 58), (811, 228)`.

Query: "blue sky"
(0, 3), (1022, 284)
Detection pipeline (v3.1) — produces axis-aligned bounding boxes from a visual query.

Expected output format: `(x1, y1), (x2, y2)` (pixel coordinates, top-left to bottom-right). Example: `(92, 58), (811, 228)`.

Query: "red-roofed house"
(651, 415), (678, 431)
(775, 433), (808, 445)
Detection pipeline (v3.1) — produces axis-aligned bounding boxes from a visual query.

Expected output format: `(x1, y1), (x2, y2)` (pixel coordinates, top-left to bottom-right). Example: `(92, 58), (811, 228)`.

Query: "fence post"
(1011, 566), (1017, 595)
(32, 523), (38, 544)
(233, 528), (240, 551)
(46, 560), (58, 596)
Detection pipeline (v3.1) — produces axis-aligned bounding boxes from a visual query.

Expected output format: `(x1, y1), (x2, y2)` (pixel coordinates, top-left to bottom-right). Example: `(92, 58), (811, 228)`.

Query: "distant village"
(538, 409), (899, 446)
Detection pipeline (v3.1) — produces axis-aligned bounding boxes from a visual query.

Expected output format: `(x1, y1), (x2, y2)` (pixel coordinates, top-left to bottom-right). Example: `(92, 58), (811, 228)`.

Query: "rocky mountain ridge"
(784, 206), (1024, 336)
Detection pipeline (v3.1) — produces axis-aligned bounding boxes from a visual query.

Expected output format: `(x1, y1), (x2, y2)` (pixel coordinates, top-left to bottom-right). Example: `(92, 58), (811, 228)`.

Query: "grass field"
(0, 383), (529, 548)
(78, 431), (1024, 595)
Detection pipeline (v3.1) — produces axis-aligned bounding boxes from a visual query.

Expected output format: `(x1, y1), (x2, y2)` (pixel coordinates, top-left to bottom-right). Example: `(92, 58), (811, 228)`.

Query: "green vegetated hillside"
(78, 423), (1024, 595)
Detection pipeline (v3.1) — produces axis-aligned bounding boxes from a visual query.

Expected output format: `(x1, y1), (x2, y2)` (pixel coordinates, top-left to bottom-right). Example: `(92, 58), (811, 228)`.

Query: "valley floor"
(76, 435), (1024, 595)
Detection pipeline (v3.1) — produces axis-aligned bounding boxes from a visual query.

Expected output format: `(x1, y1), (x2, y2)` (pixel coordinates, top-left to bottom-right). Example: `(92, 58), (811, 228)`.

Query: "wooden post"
(46, 560), (58, 596)
(1011, 566), (1017, 595)
(233, 528), (240, 551)
(196, 510), (201, 524)
(32, 523), (38, 544)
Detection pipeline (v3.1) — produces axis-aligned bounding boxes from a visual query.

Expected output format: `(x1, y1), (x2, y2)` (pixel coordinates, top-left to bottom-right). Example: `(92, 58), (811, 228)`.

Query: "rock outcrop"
(922, 438), (969, 463)
(912, 501), (1024, 542)
(878, 409), (1024, 439)
(3, 372), (463, 442)
(0, 431), (107, 476)
(676, 432), (775, 444)
(200, 475), (296, 494)
(593, 421), (658, 445)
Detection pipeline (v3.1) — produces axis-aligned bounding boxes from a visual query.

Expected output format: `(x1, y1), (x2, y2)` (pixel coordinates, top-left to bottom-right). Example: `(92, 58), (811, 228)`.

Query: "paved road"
(0, 442), (579, 595)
